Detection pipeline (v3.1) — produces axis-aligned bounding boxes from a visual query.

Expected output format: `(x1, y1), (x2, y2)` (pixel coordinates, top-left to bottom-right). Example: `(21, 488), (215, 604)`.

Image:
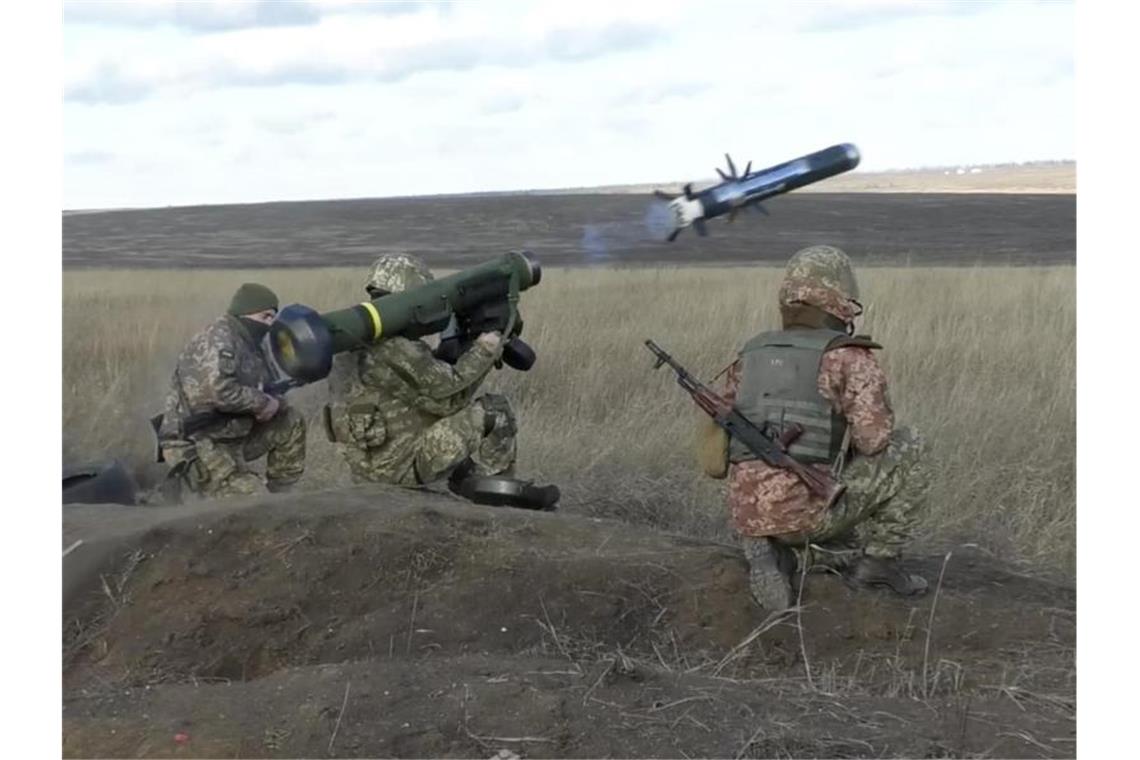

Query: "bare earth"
(63, 489), (1075, 759)
(62, 192), (1075, 269)
(61, 160), (1075, 269)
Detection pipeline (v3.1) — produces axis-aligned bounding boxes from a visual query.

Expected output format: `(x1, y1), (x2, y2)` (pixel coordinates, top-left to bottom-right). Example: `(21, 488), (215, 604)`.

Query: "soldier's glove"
(476, 331), (503, 352)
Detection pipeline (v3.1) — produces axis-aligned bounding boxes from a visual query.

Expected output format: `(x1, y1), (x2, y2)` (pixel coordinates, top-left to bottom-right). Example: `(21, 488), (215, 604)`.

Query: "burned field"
(63, 192), (1075, 269)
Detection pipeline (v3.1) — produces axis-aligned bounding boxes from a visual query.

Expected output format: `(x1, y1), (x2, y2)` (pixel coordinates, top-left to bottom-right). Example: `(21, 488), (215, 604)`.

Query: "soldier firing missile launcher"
(263, 250), (542, 391)
(656, 143), (861, 241)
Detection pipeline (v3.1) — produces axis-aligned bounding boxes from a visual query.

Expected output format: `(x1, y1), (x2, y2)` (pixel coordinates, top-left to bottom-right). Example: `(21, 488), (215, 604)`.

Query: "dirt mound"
(63, 487), (1075, 758)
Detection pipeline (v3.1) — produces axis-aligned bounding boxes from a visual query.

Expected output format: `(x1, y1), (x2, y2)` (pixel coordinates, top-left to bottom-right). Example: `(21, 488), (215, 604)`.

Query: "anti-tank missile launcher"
(260, 249), (558, 511)
(264, 250), (542, 391)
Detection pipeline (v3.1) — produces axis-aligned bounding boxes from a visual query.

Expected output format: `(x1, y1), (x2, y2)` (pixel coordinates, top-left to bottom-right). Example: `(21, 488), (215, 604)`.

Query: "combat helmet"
(778, 245), (863, 324)
(365, 254), (434, 297)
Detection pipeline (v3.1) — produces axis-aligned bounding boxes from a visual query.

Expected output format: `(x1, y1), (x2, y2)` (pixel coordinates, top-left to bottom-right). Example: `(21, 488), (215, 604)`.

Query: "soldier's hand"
(476, 331), (502, 351)
(255, 395), (281, 422)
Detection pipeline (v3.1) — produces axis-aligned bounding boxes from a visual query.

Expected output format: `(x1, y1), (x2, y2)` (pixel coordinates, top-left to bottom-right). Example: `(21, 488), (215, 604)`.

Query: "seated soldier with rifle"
(717, 245), (929, 610)
(651, 245), (929, 611)
(324, 254), (559, 510)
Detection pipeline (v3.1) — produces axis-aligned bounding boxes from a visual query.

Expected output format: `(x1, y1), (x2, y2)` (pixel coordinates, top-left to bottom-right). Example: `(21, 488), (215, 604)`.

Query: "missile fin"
(667, 228), (682, 242)
(693, 219), (708, 237)
(653, 189), (678, 200)
(683, 183), (694, 200)
(743, 160), (752, 178)
(725, 153), (738, 179)
(716, 168), (729, 181)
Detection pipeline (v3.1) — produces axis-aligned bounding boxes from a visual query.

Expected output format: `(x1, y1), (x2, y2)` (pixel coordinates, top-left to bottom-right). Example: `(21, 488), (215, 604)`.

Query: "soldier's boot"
(446, 457), (477, 496)
(743, 537), (795, 612)
(266, 478), (299, 494)
(842, 555), (928, 596)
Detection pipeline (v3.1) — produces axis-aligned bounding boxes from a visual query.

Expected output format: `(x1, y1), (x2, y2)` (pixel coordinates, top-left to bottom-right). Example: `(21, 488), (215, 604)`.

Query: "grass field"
(62, 265), (1075, 574)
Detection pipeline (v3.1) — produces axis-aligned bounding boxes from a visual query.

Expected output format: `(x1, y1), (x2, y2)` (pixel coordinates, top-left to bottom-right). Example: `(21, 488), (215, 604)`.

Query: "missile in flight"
(656, 143), (861, 241)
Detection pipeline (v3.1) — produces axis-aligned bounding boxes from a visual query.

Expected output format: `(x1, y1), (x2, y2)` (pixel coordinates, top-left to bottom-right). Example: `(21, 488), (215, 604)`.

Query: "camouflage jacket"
(325, 336), (500, 480)
(721, 345), (894, 537)
(160, 315), (274, 441)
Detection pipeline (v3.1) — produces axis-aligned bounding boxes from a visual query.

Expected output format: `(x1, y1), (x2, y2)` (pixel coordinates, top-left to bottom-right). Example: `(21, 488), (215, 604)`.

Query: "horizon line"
(63, 158), (1076, 214)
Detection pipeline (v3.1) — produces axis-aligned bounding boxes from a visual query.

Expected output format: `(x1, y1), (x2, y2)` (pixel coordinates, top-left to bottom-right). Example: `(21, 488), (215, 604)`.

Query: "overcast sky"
(63, 0), (1074, 209)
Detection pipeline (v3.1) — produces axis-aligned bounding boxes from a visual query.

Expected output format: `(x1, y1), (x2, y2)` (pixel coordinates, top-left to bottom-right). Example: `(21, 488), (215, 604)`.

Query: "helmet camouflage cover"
(778, 244), (862, 322)
(365, 254), (434, 295)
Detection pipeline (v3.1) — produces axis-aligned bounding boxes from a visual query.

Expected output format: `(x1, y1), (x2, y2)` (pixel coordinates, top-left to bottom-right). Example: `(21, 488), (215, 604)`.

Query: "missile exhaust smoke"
(579, 200), (681, 261)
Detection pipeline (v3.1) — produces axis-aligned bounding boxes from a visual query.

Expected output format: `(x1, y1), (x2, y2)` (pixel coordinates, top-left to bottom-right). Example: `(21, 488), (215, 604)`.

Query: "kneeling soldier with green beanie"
(156, 282), (307, 499)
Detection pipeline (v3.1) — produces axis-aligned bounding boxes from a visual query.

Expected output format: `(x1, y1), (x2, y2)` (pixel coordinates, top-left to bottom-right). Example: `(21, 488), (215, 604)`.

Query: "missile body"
(661, 143), (861, 240)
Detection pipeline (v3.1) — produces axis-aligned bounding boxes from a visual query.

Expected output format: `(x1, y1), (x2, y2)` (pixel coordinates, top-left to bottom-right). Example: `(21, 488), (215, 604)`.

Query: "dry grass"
(62, 265), (1074, 573)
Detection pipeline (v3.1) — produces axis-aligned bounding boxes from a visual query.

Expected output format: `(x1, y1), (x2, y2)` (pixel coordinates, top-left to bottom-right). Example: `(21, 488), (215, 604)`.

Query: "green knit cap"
(227, 283), (279, 316)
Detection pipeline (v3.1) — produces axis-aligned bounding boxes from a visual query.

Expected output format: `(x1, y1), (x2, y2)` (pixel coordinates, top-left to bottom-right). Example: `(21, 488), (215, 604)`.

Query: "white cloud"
(63, 0), (427, 33)
(791, 0), (997, 32)
(63, 0), (1074, 208)
(65, 6), (668, 104)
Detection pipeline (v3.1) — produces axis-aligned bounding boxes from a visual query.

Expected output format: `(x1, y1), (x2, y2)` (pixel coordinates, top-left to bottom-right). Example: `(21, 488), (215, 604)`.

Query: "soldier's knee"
(423, 416), (473, 452)
(889, 425), (928, 461)
(413, 420), (473, 483)
(279, 406), (307, 436)
(193, 438), (239, 482)
(259, 408), (307, 455)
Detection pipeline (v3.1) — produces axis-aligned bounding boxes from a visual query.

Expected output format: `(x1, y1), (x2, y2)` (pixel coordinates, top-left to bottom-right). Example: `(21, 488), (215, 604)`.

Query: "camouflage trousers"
(167, 407), (307, 499)
(769, 425), (930, 571)
(345, 394), (517, 486)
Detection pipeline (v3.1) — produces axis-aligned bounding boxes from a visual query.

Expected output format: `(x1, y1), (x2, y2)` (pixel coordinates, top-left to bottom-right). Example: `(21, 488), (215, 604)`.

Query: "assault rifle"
(644, 339), (845, 508)
(149, 402), (283, 463)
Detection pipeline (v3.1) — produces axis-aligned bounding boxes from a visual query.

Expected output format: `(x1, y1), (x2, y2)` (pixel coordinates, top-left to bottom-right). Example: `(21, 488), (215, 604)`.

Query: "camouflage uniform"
(716, 246), (929, 608)
(159, 313), (306, 498)
(325, 255), (517, 486)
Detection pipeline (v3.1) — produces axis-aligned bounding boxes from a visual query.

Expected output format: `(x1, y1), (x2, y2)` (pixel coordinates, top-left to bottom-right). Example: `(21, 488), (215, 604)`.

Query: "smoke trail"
(643, 199), (675, 241)
(580, 224), (609, 260)
(579, 200), (677, 260)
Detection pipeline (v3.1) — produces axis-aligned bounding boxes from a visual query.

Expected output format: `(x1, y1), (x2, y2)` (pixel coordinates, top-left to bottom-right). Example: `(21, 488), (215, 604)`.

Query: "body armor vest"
(729, 328), (875, 466)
